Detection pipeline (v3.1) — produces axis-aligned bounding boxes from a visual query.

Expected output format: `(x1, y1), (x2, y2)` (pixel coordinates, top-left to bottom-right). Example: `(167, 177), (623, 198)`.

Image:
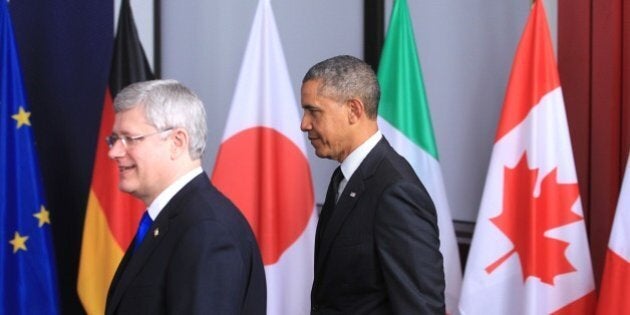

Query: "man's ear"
(170, 128), (189, 159)
(346, 98), (365, 124)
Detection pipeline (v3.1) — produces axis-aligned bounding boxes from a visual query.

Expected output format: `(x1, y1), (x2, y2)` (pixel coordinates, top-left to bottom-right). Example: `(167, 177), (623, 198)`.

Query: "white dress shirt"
(337, 131), (383, 197)
(146, 167), (203, 220)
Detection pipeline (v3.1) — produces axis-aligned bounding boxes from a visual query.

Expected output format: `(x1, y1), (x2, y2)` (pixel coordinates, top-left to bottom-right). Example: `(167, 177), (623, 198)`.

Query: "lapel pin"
(154, 228), (159, 237)
(350, 192), (356, 198)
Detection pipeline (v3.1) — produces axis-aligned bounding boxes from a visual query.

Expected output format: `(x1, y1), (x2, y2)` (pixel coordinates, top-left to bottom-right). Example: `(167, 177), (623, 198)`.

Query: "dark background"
(10, 1), (113, 313)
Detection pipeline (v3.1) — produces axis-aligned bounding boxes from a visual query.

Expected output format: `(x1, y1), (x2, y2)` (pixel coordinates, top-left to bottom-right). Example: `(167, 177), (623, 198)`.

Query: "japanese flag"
(211, 0), (316, 314)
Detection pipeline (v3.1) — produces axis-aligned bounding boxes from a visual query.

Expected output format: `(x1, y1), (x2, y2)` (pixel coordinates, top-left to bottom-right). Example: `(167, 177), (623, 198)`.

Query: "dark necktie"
(332, 167), (344, 203)
(318, 167), (343, 231)
(315, 167), (344, 258)
(132, 211), (152, 253)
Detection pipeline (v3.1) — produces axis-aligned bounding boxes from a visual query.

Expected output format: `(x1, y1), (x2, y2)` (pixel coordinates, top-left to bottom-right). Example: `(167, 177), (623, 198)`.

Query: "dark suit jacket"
(311, 138), (445, 314)
(106, 172), (266, 315)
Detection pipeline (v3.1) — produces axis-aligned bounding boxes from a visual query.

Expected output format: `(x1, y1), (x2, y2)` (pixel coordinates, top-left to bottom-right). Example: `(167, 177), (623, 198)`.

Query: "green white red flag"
(376, 0), (461, 313)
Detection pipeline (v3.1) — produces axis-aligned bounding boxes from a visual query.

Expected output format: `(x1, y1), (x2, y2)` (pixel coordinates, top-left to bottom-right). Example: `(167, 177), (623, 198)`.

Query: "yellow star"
(11, 106), (32, 129)
(9, 231), (29, 253)
(34, 206), (51, 227)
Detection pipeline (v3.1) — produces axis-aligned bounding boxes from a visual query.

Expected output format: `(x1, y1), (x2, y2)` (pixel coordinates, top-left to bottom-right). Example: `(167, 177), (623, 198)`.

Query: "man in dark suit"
(301, 55), (445, 314)
(104, 80), (266, 314)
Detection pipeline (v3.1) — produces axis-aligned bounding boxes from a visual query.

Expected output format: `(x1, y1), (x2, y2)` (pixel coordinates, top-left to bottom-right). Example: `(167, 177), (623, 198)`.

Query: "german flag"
(77, 1), (154, 313)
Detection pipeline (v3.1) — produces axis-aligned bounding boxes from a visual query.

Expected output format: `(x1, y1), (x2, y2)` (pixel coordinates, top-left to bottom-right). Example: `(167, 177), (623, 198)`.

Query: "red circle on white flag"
(212, 127), (314, 265)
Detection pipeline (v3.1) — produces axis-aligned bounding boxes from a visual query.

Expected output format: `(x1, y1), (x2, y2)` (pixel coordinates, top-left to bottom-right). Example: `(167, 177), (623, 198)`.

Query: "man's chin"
(118, 183), (136, 195)
(314, 150), (333, 160)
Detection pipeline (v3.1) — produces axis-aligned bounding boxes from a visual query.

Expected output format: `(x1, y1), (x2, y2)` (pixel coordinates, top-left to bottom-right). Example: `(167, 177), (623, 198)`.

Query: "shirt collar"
(340, 130), (382, 181)
(146, 166), (203, 220)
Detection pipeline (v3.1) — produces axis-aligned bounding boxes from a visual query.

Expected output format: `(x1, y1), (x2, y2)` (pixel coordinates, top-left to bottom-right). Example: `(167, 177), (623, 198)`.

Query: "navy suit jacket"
(106, 172), (266, 314)
(311, 138), (445, 314)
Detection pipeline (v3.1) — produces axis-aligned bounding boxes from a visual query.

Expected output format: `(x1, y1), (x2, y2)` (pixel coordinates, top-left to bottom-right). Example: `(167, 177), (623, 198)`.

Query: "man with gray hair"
(105, 79), (266, 314)
(301, 55), (445, 314)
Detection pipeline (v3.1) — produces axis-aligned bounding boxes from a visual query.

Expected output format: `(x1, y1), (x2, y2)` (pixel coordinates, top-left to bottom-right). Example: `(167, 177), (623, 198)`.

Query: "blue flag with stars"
(1, 1), (60, 313)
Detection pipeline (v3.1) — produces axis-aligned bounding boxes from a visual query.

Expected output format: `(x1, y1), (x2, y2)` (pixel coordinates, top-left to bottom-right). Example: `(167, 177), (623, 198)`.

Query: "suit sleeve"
(166, 220), (251, 314)
(374, 181), (445, 314)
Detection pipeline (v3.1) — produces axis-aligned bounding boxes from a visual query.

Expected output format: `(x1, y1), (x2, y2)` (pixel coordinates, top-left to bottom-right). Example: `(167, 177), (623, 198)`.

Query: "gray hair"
(302, 55), (380, 119)
(114, 79), (207, 159)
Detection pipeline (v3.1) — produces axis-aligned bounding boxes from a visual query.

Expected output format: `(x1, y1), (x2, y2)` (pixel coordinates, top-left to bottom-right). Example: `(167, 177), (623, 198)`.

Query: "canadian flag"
(211, 0), (316, 314)
(458, 1), (596, 314)
(596, 153), (630, 314)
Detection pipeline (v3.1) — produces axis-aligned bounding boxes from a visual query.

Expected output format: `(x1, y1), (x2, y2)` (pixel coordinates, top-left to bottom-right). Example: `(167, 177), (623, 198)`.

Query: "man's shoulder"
(173, 177), (256, 237)
(370, 143), (418, 181)
(176, 179), (240, 219)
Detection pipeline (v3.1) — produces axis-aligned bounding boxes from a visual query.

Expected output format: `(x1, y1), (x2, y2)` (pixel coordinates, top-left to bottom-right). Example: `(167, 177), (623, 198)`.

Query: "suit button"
(311, 305), (319, 312)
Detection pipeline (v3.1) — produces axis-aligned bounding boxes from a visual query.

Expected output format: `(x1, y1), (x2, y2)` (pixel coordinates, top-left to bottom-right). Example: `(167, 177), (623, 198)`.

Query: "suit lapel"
(314, 139), (390, 278)
(315, 172), (338, 260)
(107, 173), (208, 313)
(106, 240), (133, 313)
(107, 208), (171, 312)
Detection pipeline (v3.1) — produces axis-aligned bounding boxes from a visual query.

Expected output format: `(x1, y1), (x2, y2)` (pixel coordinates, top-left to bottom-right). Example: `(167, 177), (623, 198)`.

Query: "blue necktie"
(133, 211), (152, 253)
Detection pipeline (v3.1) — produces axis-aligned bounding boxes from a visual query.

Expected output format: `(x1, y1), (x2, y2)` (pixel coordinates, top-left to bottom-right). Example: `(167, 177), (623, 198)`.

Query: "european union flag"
(1, 1), (60, 313)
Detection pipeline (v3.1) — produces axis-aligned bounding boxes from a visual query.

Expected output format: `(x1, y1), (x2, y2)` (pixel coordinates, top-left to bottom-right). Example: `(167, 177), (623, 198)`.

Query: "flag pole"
(363, 0), (384, 71)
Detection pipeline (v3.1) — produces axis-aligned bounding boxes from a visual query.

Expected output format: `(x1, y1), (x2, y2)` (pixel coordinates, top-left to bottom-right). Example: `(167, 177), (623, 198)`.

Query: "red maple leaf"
(485, 153), (582, 285)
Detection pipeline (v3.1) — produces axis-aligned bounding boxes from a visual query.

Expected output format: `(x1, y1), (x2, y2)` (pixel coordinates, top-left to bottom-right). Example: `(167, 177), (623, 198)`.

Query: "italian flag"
(596, 153), (630, 314)
(376, 0), (461, 313)
(211, 0), (316, 314)
(459, 2), (595, 314)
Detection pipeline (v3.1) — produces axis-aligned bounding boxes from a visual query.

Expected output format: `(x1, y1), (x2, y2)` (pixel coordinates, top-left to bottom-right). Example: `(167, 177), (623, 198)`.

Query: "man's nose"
(107, 139), (126, 159)
(300, 115), (310, 132)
